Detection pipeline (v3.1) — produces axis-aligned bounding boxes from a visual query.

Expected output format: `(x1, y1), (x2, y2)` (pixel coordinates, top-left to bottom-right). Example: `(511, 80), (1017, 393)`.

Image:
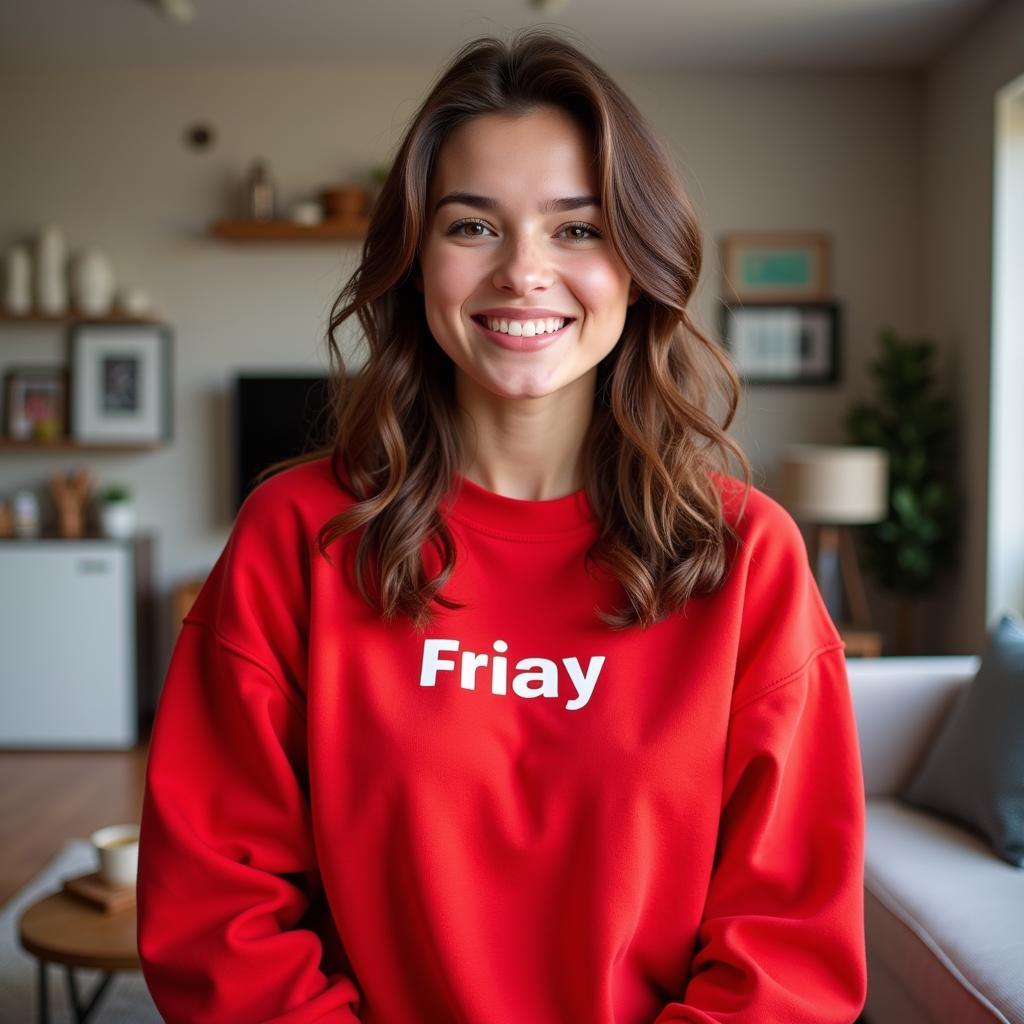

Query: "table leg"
(37, 960), (49, 1024)
(63, 965), (115, 1024)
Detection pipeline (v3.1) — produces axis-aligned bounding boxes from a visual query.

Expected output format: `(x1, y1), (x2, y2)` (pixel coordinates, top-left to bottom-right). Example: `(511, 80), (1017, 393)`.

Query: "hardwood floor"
(0, 744), (149, 909)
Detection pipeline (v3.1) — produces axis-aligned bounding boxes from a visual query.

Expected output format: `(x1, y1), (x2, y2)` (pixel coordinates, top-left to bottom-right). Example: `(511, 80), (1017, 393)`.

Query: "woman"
(138, 28), (867, 1024)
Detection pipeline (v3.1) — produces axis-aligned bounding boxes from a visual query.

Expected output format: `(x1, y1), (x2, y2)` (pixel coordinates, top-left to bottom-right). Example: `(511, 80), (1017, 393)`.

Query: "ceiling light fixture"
(529, 0), (571, 12)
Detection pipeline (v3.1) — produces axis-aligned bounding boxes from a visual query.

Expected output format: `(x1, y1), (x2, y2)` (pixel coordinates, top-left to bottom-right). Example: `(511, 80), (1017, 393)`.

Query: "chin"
(481, 370), (576, 401)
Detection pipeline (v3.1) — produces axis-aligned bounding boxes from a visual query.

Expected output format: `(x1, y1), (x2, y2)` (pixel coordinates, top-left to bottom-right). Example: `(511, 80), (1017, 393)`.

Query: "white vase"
(71, 247), (115, 316)
(35, 224), (68, 316)
(100, 501), (136, 538)
(3, 245), (32, 315)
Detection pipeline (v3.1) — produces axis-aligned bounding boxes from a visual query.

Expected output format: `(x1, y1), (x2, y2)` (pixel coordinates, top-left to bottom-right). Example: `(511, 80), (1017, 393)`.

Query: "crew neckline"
(445, 470), (597, 537)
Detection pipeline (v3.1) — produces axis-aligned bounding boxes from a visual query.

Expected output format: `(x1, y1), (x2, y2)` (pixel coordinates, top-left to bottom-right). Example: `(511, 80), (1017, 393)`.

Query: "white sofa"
(846, 656), (1024, 1024)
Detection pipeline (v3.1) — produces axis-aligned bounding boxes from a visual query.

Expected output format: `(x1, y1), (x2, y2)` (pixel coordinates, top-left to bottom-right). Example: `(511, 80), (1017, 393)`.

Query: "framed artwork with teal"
(720, 232), (830, 303)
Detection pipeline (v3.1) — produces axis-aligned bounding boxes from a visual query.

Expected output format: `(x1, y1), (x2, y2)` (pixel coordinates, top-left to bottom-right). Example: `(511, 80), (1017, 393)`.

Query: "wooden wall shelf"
(0, 312), (160, 325)
(210, 218), (369, 241)
(0, 438), (165, 453)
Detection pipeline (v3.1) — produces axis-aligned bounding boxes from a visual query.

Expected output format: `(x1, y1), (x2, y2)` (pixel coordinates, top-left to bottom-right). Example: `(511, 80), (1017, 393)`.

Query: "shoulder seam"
(180, 615), (306, 718)
(729, 639), (846, 718)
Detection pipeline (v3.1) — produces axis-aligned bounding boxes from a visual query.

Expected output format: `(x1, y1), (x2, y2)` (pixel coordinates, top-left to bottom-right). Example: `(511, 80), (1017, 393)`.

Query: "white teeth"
(484, 316), (566, 336)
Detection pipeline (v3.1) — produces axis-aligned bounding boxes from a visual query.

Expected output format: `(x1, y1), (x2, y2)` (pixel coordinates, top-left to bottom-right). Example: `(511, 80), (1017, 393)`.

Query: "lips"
(473, 308), (576, 320)
(470, 314), (576, 325)
(471, 315), (575, 352)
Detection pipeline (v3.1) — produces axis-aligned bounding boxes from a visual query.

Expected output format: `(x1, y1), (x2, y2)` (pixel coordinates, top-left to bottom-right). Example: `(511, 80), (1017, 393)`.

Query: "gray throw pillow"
(901, 611), (1024, 867)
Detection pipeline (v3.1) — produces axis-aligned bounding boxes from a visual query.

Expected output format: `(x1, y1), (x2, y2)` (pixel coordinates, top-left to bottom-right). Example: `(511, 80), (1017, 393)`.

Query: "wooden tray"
(62, 870), (136, 913)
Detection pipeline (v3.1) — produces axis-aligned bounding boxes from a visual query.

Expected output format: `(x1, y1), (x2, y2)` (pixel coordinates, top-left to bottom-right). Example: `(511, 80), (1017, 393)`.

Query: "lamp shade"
(779, 444), (889, 524)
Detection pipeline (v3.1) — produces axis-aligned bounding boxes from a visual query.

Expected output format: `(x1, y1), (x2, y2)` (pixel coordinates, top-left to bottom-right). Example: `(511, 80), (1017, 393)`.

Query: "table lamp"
(778, 444), (889, 635)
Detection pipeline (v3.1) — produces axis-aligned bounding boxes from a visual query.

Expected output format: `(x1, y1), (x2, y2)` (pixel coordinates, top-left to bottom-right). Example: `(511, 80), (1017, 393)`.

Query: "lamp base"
(835, 624), (883, 658)
(808, 524), (874, 631)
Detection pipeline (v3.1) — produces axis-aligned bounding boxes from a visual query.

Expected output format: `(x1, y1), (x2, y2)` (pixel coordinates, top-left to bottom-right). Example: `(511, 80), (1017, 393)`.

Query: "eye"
(445, 219), (603, 243)
(558, 221), (602, 242)
(446, 219), (496, 239)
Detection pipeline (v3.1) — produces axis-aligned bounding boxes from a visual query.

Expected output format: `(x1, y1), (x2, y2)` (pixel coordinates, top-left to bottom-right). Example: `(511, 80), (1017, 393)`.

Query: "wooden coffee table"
(18, 889), (140, 1023)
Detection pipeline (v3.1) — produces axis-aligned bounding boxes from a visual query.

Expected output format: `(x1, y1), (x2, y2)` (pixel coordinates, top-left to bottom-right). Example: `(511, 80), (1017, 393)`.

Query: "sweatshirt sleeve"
(137, 619), (363, 1023)
(652, 485), (867, 1022)
(137, 475), (363, 1023)
(653, 643), (867, 1023)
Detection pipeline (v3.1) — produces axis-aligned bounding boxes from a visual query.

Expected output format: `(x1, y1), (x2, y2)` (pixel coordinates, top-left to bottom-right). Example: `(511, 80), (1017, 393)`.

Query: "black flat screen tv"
(234, 373), (332, 511)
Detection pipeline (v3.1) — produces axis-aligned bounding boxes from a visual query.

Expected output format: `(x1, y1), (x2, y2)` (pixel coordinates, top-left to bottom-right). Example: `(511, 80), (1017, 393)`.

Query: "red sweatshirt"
(137, 455), (867, 1023)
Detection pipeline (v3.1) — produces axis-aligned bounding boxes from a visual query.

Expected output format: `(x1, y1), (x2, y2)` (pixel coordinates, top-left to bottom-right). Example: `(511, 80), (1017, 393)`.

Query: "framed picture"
(720, 302), (841, 385)
(720, 232), (830, 303)
(3, 365), (69, 441)
(68, 322), (173, 444)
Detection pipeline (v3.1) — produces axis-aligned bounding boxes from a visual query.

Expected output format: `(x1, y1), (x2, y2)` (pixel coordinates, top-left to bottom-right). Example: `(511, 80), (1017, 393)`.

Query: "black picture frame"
(67, 322), (174, 444)
(719, 301), (841, 385)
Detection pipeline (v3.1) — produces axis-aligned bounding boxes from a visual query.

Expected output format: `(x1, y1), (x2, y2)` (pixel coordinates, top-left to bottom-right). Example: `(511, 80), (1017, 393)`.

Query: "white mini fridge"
(0, 535), (155, 749)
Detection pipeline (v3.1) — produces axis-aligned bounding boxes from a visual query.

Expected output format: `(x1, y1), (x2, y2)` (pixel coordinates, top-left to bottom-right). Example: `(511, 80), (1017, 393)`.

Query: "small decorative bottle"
(35, 224), (68, 316)
(245, 159), (275, 222)
(12, 489), (41, 539)
(3, 245), (32, 315)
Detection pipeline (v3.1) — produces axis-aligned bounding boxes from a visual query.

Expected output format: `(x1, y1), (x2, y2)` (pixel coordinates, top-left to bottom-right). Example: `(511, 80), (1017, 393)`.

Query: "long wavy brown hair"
(256, 27), (752, 633)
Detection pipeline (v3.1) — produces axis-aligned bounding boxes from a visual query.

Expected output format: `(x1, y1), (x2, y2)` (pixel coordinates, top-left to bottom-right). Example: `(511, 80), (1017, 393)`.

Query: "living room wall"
(921, 0), (1024, 656)
(0, 58), (927, 670)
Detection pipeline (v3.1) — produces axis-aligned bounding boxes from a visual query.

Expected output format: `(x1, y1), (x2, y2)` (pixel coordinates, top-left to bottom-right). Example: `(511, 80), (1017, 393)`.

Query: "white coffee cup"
(90, 823), (140, 887)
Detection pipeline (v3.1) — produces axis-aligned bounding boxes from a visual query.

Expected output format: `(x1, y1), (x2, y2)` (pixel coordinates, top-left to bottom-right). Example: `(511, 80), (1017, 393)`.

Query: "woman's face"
(418, 106), (640, 402)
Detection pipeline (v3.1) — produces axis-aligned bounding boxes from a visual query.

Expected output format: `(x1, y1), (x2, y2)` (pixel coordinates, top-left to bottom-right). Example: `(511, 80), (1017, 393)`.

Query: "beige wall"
(922, 0), (1024, 655)
(0, 57), (935, 668)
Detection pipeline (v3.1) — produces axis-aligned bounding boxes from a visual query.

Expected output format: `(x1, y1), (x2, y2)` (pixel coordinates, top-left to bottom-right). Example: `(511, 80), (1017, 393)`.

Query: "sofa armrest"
(845, 656), (979, 798)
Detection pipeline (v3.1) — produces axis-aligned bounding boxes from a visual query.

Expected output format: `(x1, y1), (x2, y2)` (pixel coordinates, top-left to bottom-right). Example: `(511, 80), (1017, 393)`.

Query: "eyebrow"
(433, 192), (602, 215)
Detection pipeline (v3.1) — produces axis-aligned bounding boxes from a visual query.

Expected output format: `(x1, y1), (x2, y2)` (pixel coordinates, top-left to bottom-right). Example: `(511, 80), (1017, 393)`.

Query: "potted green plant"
(98, 483), (137, 539)
(844, 329), (961, 653)
(367, 162), (391, 213)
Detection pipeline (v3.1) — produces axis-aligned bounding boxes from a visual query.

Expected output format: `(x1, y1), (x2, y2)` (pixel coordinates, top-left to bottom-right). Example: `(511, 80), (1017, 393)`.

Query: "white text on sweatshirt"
(419, 639), (605, 711)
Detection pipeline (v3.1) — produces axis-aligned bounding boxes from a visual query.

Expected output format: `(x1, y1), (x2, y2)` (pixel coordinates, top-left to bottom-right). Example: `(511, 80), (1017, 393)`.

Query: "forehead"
(428, 108), (598, 204)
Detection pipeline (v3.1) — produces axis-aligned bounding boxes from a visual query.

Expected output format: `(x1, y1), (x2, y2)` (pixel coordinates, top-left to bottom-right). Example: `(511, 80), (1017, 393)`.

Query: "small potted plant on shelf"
(98, 483), (137, 539)
(368, 163), (391, 212)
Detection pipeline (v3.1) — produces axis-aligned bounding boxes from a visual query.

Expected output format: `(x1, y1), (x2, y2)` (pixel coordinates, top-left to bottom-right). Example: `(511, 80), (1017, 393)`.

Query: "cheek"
(570, 256), (633, 312)
(420, 248), (475, 359)
(422, 244), (477, 313)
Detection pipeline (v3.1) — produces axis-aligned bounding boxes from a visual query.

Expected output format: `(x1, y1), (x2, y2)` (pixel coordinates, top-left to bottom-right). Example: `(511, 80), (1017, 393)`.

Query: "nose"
(490, 232), (556, 295)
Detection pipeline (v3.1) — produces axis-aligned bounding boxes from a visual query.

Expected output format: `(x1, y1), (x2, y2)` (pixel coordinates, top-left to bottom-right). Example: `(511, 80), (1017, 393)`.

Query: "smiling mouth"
(470, 314), (577, 336)
(470, 314), (577, 351)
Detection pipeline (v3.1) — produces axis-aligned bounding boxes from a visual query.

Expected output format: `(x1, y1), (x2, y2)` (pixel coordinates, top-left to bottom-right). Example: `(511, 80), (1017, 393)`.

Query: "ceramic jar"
(322, 185), (367, 220)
